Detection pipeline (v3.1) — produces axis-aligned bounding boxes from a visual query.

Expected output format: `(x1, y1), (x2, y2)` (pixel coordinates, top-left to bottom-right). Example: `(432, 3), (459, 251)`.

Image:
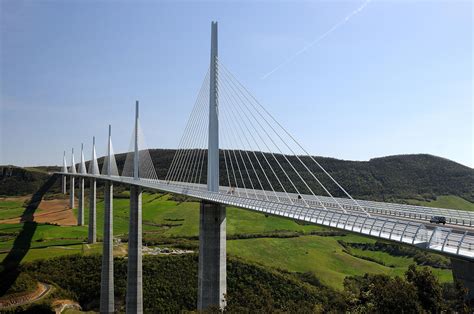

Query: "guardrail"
(163, 182), (474, 227)
(56, 173), (474, 260)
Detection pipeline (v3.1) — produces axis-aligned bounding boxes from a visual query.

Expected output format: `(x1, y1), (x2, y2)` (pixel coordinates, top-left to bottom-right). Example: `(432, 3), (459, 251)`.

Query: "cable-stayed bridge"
(55, 22), (474, 313)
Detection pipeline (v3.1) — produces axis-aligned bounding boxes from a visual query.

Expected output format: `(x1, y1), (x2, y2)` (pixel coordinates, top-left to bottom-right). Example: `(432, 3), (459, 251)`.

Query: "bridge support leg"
(100, 181), (114, 313)
(62, 175), (67, 194)
(198, 200), (226, 310)
(69, 177), (75, 209)
(126, 185), (142, 314)
(88, 179), (96, 244)
(451, 258), (474, 301)
(78, 178), (84, 226)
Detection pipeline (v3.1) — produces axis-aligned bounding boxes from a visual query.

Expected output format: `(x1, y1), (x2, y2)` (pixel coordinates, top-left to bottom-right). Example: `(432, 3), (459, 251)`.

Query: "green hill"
(0, 166), (53, 197)
(104, 151), (474, 203)
(2, 152), (473, 203)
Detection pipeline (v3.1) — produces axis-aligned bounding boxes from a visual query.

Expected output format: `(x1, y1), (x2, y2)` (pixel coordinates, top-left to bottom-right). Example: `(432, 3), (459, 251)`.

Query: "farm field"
(0, 192), (466, 289)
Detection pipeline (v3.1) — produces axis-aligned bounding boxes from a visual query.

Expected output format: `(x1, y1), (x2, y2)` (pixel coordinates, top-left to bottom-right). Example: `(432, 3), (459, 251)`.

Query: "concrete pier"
(88, 179), (97, 244)
(100, 181), (114, 313)
(62, 151), (68, 194)
(126, 185), (143, 314)
(62, 176), (67, 194)
(198, 201), (226, 310)
(197, 22), (226, 311)
(77, 178), (84, 226)
(451, 258), (474, 301)
(69, 177), (75, 209)
(69, 149), (76, 209)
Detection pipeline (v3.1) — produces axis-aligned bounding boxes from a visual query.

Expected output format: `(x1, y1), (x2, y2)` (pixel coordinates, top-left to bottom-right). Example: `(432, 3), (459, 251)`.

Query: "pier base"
(197, 200), (226, 310)
(451, 258), (474, 301)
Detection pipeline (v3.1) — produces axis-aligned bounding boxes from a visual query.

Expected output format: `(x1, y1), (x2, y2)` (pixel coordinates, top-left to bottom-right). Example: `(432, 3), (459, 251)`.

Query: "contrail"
(261, 0), (372, 80)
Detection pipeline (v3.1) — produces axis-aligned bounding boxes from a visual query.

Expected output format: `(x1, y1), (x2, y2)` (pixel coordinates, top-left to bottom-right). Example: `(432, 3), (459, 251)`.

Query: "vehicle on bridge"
(430, 216), (446, 225)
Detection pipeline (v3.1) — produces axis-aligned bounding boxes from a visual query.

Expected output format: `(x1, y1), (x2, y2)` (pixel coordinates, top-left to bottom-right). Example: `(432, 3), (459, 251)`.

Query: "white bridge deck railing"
(58, 172), (474, 260)
(219, 187), (474, 226)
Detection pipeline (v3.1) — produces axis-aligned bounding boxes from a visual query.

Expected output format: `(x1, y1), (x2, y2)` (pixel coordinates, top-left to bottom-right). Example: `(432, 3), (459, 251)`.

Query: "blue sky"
(0, 0), (472, 168)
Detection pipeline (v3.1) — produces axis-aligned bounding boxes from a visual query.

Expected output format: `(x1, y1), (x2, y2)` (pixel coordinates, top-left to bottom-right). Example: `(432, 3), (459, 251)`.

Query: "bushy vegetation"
(344, 264), (469, 313)
(16, 254), (472, 313)
(1, 303), (54, 314)
(20, 254), (348, 312)
(2, 272), (37, 295)
(0, 166), (52, 197)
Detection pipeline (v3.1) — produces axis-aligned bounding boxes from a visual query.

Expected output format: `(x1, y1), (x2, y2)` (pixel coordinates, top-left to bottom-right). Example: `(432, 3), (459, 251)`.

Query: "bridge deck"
(57, 172), (474, 261)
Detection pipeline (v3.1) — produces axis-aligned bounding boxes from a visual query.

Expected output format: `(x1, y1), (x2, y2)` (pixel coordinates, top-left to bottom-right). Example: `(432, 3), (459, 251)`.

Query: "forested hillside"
(0, 166), (52, 196)
(106, 150), (474, 203)
(2, 152), (473, 203)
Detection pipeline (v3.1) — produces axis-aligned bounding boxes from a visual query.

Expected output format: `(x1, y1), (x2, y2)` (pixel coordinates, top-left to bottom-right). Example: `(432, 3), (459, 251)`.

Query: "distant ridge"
(2, 152), (473, 203)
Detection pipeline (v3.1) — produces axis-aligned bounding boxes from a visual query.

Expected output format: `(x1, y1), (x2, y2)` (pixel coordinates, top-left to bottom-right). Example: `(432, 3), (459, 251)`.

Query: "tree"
(441, 282), (469, 313)
(344, 274), (420, 313)
(405, 264), (442, 313)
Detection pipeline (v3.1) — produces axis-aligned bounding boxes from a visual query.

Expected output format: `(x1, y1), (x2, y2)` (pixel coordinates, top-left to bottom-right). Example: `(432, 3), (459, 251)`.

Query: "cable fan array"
(165, 69), (210, 187)
(101, 135), (119, 176)
(71, 59), (369, 216)
(122, 112), (159, 181)
(164, 59), (369, 216)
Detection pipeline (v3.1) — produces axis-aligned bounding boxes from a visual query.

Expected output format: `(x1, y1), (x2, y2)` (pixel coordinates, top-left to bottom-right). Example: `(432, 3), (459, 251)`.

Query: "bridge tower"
(198, 21), (227, 310)
(126, 101), (143, 314)
(101, 125), (115, 313)
(69, 148), (76, 209)
(61, 151), (67, 194)
(77, 143), (86, 226)
(89, 137), (98, 244)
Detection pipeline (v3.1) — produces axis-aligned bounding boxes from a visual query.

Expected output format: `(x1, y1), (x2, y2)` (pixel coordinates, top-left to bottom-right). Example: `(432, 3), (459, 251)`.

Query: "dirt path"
(34, 199), (77, 225)
(52, 299), (81, 313)
(0, 196), (30, 203)
(0, 282), (52, 309)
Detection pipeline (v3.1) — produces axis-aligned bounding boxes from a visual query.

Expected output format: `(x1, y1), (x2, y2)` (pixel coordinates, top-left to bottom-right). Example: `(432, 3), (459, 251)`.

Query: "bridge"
(55, 22), (473, 313)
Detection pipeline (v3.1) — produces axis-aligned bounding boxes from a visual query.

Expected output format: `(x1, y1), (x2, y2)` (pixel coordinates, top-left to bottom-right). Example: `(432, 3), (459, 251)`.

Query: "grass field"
(0, 199), (26, 220)
(407, 195), (474, 211)
(1, 193), (469, 289)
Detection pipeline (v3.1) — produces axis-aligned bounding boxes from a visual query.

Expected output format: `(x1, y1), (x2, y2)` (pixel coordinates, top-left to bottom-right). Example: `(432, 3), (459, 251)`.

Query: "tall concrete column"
(62, 151), (68, 194)
(77, 143), (86, 226)
(70, 177), (75, 209)
(69, 148), (76, 209)
(77, 178), (85, 226)
(198, 201), (226, 309)
(126, 185), (142, 314)
(88, 179), (97, 244)
(126, 101), (143, 314)
(198, 21), (227, 310)
(62, 176), (67, 194)
(451, 258), (474, 301)
(101, 181), (114, 313)
(207, 21), (219, 193)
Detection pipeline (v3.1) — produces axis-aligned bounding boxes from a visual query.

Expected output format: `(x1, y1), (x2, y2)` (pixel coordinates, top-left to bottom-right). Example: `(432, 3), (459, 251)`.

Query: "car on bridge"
(430, 216), (446, 225)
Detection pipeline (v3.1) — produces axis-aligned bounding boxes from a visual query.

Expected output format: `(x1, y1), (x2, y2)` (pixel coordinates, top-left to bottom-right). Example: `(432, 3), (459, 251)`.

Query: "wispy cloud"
(261, 0), (372, 80)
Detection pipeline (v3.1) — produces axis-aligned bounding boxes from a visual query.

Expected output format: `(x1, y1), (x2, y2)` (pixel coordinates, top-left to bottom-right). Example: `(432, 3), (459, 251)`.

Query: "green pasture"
(1, 193), (469, 289)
